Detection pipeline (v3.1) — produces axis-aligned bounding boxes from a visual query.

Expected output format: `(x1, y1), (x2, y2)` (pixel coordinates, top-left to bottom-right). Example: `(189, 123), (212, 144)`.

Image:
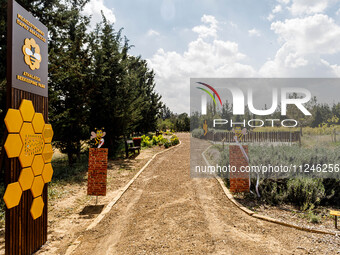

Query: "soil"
(0, 143), (164, 255)
(1, 133), (340, 254)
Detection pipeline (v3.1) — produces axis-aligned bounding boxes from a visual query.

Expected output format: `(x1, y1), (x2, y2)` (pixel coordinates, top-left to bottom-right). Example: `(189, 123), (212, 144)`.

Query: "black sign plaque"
(8, 0), (48, 97)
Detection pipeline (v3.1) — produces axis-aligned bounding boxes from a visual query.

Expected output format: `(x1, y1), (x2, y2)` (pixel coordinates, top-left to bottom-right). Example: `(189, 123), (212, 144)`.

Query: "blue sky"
(84, 0), (340, 113)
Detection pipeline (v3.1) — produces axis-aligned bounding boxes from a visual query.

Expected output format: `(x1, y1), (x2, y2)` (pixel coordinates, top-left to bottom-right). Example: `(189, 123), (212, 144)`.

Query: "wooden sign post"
(5, 1), (49, 254)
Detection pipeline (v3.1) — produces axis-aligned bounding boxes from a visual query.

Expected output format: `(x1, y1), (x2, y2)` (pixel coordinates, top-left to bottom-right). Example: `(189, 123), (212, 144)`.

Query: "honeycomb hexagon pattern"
(3, 99), (54, 220)
(31, 176), (45, 198)
(19, 99), (35, 122)
(4, 134), (23, 158)
(32, 155), (44, 176)
(32, 113), (45, 133)
(42, 124), (53, 143)
(5, 109), (23, 133)
(30, 196), (44, 220)
(42, 163), (53, 183)
(18, 167), (34, 191)
(3, 182), (22, 209)
(42, 143), (53, 163)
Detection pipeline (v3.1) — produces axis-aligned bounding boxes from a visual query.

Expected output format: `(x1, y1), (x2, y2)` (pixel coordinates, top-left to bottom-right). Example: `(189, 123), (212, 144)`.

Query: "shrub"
(192, 128), (204, 138)
(259, 179), (287, 205)
(308, 211), (321, 224)
(164, 140), (171, 148)
(287, 178), (325, 211)
(141, 135), (152, 147)
(170, 135), (179, 146)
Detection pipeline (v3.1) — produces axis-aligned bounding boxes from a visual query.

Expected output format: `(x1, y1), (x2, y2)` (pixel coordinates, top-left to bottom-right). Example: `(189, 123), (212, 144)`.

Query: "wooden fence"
(204, 131), (301, 143)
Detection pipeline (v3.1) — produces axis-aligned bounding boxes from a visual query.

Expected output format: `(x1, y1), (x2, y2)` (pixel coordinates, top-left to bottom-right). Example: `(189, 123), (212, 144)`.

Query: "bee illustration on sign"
(22, 38), (41, 70)
(232, 127), (247, 142)
(90, 128), (106, 148)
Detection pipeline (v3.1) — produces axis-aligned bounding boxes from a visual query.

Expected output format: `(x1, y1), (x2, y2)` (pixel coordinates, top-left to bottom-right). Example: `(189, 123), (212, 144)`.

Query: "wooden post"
(335, 216), (337, 229)
(5, 1), (49, 254)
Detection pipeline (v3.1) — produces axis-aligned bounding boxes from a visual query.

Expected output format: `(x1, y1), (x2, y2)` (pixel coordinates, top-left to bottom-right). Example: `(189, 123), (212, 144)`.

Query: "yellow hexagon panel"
(30, 196), (44, 220)
(42, 163), (53, 183)
(32, 155), (44, 176)
(3, 182), (22, 209)
(19, 123), (44, 164)
(19, 149), (34, 168)
(19, 122), (35, 143)
(42, 143), (53, 163)
(32, 113), (45, 134)
(4, 109), (23, 133)
(42, 124), (53, 143)
(19, 99), (35, 122)
(30, 175), (44, 198)
(4, 134), (23, 158)
(18, 167), (34, 191)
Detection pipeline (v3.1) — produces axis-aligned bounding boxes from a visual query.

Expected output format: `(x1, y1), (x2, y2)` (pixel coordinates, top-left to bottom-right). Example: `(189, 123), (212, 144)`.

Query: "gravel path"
(69, 133), (339, 255)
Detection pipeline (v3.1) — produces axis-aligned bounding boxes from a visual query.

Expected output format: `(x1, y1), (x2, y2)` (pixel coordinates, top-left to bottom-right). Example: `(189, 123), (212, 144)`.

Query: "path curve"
(68, 133), (339, 255)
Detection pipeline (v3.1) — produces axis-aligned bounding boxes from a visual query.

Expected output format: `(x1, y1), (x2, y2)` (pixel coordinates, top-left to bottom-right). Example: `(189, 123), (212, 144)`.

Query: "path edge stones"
(201, 144), (337, 237)
(64, 139), (183, 255)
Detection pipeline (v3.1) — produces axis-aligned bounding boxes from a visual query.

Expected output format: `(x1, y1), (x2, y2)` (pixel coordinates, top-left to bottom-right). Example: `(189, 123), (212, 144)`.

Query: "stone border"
(201, 144), (338, 237)
(65, 140), (182, 255)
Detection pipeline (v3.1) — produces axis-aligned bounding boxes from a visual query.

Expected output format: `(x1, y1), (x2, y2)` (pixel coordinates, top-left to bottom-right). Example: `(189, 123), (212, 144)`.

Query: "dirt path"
(68, 133), (339, 255)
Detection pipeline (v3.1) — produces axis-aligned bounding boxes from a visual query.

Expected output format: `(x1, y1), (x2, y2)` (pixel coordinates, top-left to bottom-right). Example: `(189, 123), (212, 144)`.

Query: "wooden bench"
(125, 140), (141, 158)
(330, 210), (340, 229)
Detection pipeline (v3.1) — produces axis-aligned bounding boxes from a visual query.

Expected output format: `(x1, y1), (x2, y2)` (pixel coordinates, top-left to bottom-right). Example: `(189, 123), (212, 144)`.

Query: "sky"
(83, 0), (340, 114)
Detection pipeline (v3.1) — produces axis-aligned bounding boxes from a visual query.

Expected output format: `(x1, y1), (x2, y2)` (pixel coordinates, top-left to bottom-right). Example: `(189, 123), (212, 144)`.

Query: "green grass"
(52, 153), (89, 183)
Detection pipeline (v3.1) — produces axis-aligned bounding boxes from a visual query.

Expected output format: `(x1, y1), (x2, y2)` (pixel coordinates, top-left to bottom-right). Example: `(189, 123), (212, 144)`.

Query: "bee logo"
(232, 127), (247, 142)
(22, 38), (42, 70)
(90, 128), (106, 148)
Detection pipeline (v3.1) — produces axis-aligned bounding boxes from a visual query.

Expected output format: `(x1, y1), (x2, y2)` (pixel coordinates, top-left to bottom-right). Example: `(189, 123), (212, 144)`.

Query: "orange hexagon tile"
(42, 143), (53, 163)
(42, 124), (53, 143)
(30, 175), (44, 198)
(4, 109), (23, 133)
(19, 99), (35, 122)
(19, 149), (35, 168)
(32, 155), (44, 176)
(18, 167), (34, 191)
(19, 122), (35, 143)
(3, 182), (22, 209)
(4, 134), (23, 158)
(42, 163), (53, 183)
(32, 113), (45, 134)
(30, 196), (44, 220)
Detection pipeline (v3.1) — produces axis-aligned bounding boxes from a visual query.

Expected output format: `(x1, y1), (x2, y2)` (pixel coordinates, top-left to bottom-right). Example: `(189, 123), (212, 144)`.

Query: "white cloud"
(147, 29), (160, 37)
(277, 0), (290, 4)
(267, 13), (275, 21)
(148, 15), (255, 113)
(273, 5), (283, 13)
(260, 14), (340, 76)
(288, 0), (338, 16)
(192, 15), (218, 38)
(83, 0), (116, 28)
(267, 5), (282, 21)
(248, 28), (261, 37)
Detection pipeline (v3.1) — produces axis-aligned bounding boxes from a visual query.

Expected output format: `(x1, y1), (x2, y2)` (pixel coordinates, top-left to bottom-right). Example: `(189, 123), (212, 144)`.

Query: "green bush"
(308, 211), (321, 224)
(287, 178), (325, 210)
(164, 139), (171, 148)
(170, 135), (179, 146)
(259, 179), (287, 205)
(141, 135), (152, 147)
(192, 128), (204, 138)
